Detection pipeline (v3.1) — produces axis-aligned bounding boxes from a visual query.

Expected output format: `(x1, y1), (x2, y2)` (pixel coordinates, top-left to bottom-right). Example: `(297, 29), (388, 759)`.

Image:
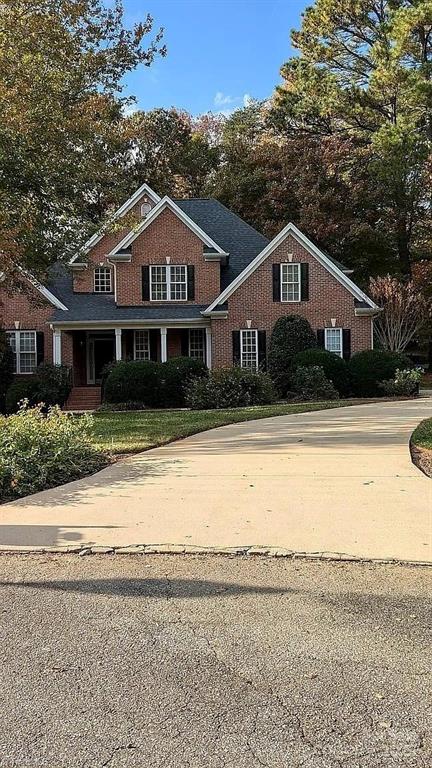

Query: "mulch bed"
(410, 443), (432, 478)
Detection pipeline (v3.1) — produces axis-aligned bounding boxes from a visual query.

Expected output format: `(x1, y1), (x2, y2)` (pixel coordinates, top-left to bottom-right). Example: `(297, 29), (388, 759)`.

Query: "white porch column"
(160, 327), (168, 362)
(115, 328), (122, 361)
(205, 327), (212, 369)
(53, 330), (62, 365)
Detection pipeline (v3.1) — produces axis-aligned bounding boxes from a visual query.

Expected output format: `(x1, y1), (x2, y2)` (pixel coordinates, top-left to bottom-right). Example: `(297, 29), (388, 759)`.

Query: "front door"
(87, 335), (115, 384)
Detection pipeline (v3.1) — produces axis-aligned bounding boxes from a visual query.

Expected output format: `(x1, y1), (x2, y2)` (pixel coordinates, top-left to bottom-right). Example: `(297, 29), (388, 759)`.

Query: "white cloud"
(213, 91), (254, 113)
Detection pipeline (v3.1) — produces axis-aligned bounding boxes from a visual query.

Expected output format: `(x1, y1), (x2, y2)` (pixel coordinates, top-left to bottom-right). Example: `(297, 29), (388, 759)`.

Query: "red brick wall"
(116, 208), (220, 306)
(210, 233), (372, 367)
(0, 283), (54, 370)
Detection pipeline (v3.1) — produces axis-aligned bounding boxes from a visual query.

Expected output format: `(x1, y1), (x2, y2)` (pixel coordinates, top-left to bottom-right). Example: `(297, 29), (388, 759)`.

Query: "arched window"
(140, 201), (152, 217)
(94, 266), (112, 293)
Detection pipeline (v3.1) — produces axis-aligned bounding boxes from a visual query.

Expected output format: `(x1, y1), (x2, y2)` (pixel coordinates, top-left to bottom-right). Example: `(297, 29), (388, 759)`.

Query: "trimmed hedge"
(290, 365), (339, 401)
(268, 315), (317, 395)
(185, 366), (276, 409)
(292, 348), (351, 397)
(349, 350), (411, 397)
(0, 404), (107, 501)
(104, 357), (208, 408)
(161, 357), (208, 407)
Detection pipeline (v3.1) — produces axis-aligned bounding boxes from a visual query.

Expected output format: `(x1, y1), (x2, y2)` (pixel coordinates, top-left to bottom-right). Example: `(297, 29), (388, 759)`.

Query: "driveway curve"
(1, 399), (431, 561)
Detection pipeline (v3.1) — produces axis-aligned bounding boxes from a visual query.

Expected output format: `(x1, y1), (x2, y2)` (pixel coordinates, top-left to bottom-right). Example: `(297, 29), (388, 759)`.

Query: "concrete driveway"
(1, 399), (431, 561)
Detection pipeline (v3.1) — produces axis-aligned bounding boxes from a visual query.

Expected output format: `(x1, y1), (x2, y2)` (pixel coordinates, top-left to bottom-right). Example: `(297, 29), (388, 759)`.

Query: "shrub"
(0, 404), (107, 501)
(349, 349), (411, 397)
(292, 348), (351, 397)
(290, 365), (339, 401)
(35, 363), (72, 407)
(161, 357), (208, 407)
(186, 366), (276, 409)
(0, 330), (14, 413)
(104, 360), (162, 407)
(268, 315), (317, 395)
(5, 379), (39, 413)
(379, 368), (422, 396)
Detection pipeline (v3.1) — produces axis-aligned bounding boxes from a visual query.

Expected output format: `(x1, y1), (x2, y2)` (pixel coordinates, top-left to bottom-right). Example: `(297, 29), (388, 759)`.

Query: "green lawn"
(411, 417), (432, 451)
(92, 400), (369, 455)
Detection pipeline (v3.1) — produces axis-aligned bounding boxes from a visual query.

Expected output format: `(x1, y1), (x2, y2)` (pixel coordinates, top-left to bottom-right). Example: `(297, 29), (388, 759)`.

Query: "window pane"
(94, 266), (111, 293)
(170, 266), (187, 300)
(189, 329), (205, 361)
(150, 266), (167, 301)
(19, 353), (36, 374)
(241, 330), (258, 371)
(325, 328), (342, 356)
(19, 332), (36, 353)
(281, 263), (300, 302)
(134, 330), (150, 360)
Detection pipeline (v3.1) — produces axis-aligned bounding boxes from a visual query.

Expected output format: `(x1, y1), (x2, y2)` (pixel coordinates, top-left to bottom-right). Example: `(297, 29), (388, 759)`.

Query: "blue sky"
(122, 0), (307, 115)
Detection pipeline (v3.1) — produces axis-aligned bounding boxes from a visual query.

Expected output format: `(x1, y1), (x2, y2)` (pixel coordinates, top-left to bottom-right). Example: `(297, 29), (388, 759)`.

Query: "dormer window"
(140, 201), (152, 217)
(94, 266), (112, 293)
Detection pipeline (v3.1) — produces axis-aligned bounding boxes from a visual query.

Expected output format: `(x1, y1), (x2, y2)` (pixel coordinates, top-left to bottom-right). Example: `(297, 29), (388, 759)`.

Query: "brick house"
(0, 183), (378, 408)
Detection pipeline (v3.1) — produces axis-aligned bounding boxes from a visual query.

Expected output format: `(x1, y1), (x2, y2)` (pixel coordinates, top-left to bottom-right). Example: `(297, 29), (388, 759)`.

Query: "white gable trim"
(108, 196), (228, 257)
(204, 222), (378, 314)
(69, 183), (161, 264)
(13, 267), (69, 311)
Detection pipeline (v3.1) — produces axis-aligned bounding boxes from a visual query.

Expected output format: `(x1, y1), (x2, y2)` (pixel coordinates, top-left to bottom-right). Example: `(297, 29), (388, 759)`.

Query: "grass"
(411, 417), (432, 451)
(92, 399), (371, 455)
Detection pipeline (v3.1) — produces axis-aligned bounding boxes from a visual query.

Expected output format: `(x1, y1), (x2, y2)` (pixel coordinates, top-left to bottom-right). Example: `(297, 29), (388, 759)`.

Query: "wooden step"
(64, 387), (102, 411)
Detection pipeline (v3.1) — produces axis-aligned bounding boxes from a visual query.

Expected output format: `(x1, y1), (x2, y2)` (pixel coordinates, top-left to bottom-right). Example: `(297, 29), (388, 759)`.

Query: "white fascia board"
(69, 183), (161, 264)
(108, 196), (227, 256)
(205, 222), (378, 313)
(50, 318), (210, 330)
(17, 267), (68, 311)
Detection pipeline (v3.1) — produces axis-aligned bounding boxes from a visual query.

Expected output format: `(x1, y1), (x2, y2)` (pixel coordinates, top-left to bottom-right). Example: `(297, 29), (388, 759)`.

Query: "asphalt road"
(0, 554), (430, 768)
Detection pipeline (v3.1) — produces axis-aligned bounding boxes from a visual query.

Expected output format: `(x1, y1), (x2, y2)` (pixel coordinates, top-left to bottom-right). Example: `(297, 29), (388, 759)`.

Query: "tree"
(128, 108), (221, 198)
(270, 0), (432, 274)
(0, 0), (165, 282)
(369, 275), (430, 352)
(268, 315), (317, 394)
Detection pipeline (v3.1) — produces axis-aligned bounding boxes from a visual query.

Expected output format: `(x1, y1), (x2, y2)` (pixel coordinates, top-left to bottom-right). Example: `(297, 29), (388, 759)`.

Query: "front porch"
(55, 324), (212, 391)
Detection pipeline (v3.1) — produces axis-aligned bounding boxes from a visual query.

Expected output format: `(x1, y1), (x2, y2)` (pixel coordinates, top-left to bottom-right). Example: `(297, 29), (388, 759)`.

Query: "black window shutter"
(181, 329), (189, 357)
(142, 266), (150, 301)
(317, 329), (325, 348)
(300, 263), (309, 301)
(36, 331), (44, 366)
(342, 329), (351, 360)
(149, 329), (158, 361)
(272, 264), (280, 302)
(187, 265), (195, 300)
(258, 330), (267, 370)
(232, 330), (241, 365)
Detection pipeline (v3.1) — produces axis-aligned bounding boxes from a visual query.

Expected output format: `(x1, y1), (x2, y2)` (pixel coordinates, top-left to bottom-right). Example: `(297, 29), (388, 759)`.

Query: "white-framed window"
(150, 265), (187, 301)
(134, 330), (150, 360)
(140, 202), (152, 217)
(240, 329), (258, 371)
(325, 327), (343, 358)
(94, 266), (112, 293)
(6, 330), (37, 374)
(189, 329), (205, 361)
(281, 263), (301, 302)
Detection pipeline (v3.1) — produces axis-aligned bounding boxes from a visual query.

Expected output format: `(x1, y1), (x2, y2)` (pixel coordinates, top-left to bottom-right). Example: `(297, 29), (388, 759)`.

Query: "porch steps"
(64, 387), (102, 412)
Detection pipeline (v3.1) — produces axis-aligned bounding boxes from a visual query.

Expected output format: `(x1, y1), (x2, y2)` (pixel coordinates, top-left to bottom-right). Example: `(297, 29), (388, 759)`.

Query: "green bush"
(35, 363), (72, 407)
(0, 404), (107, 501)
(0, 330), (14, 413)
(268, 315), (317, 395)
(290, 365), (339, 401)
(5, 379), (39, 413)
(104, 360), (162, 406)
(379, 368), (422, 396)
(349, 350), (411, 397)
(161, 357), (208, 407)
(292, 348), (351, 397)
(186, 366), (276, 410)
